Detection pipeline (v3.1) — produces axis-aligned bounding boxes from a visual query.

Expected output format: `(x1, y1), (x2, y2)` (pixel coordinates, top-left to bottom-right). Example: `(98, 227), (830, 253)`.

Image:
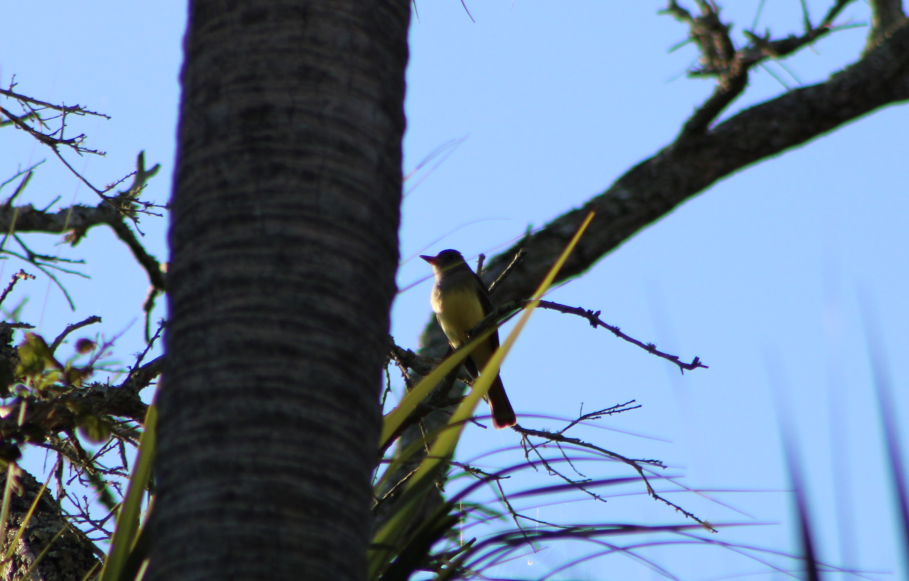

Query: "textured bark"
(0, 328), (155, 581)
(868, 0), (907, 48)
(151, 1), (409, 581)
(0, 468), (101, 581)
(0, 319), (155, 581)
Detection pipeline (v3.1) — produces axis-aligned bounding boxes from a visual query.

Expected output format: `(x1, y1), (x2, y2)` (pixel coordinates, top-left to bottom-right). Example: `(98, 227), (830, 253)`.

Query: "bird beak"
(419, 255), (436, 265)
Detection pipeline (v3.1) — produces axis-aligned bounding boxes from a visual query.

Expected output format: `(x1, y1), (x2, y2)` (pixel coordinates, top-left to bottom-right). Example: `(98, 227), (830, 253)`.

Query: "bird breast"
(431, 285), (486, 348)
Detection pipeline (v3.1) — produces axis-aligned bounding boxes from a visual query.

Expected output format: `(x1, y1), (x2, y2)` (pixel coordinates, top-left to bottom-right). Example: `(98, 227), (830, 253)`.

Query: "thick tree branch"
(665, 0), (856, 139)
(406, 14), (909, 455)
(869, 0), (907, 48)
(481, 21), (909, 308)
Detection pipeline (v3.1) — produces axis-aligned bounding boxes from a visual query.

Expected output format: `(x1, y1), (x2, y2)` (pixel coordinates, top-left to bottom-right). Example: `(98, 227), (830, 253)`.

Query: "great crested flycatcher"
(420, 249), (516, 429)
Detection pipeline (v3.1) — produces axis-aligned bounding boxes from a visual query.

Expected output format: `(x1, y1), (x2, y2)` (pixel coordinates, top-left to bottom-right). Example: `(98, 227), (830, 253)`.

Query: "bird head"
(420, 249), (466, 272)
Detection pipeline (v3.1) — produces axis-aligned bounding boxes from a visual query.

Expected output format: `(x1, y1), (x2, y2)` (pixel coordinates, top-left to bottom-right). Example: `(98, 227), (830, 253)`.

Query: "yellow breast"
(433, 286), (486, 348)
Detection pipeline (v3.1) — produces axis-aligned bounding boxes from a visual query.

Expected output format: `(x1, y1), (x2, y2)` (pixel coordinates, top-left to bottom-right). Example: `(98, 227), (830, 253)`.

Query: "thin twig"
(381, 364), (394, 409)
(559, 401), (642, 434)
(4, 170), (34, 210)
(388, 338), (415, 389)
(487, 248), (526, 295)
(536, 300), (708, 373)
(50, 316), (102, 354)
(0, 269), (35, 307)
(0, 87), (110, 119)
(514, 423), (715, 531)
(469, 298), (708, 373)
(124, 320), (164, 385)
(520, 433), (607, 504)
(3, 252), (77, 310)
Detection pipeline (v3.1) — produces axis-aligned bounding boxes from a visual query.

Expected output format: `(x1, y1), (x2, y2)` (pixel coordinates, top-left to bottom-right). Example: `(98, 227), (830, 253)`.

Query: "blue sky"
(2, 1), (907, 579)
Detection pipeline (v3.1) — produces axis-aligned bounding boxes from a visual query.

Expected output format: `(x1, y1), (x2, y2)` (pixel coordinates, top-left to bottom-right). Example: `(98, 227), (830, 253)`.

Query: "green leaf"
(380, 503), (460, 581)
(65, 365), (93, 387)
(16, 333), (57, 376)
(77, 414), (111, 444)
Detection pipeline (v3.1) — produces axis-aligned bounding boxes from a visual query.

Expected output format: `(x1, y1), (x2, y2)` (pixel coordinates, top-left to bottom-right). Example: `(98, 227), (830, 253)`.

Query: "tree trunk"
(0, 468), (101, 581)
(149, 1), (409, 580)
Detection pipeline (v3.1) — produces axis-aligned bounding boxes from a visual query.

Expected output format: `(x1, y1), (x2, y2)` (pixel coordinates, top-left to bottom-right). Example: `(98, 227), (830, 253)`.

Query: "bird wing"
(474, 272), (500, 350)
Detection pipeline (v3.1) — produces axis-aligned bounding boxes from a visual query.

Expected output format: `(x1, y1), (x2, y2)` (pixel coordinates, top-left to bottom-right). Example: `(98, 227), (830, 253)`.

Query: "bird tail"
(487, 375), (516, 429)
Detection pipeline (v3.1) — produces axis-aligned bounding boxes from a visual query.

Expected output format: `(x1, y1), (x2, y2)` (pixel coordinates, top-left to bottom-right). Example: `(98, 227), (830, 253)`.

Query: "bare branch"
(664, 0), (860, 139)
(868, 0), (907, 48)
(480, 21), (909, 312)
(0, 86), (109, 119)
(106, 218), (167, 292)
(0, 104), (99, 155)
(559, 400), (642, 433)
(514, 422), (715, 531)
(0, 269), (35, 308)
(467, 298), (707, 373)
(50, 316), (102, 354)
(2, 167), (36, 209)
(124, 322), (165, 385)
(0, 199), (166, 294)
(2, 88), (164, 232)
(486, 247), (526, 295)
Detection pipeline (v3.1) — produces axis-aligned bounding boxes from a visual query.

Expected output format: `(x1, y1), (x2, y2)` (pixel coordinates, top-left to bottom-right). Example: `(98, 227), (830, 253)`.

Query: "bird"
(420, 249), (516, 429)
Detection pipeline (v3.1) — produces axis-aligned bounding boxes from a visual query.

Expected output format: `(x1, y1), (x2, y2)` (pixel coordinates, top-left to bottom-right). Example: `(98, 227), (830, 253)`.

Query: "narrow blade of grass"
(99, 405), (156, 581)
(2, 469), (53, 563)
(380, 326), (497, 451)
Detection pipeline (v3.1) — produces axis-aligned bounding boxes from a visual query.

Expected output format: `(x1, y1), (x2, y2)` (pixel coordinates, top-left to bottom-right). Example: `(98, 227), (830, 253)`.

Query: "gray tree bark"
(149, 2), (409, 581)
(0, 469), (101, 581)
